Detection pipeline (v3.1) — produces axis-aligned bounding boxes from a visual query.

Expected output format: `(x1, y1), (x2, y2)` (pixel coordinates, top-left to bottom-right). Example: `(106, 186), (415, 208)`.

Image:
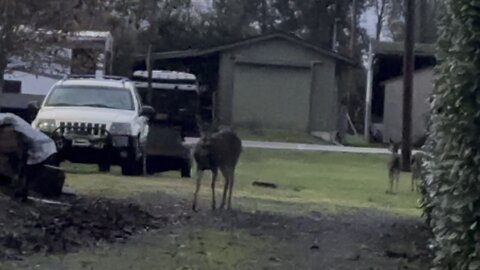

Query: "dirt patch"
(0, 195), (161, 260)
(136, 193), (432, 270)
(0, 192), (431, 269)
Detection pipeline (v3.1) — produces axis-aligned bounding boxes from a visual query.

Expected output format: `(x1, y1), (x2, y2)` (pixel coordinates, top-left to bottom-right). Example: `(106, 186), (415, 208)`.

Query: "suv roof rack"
(63, 74), (130, 82)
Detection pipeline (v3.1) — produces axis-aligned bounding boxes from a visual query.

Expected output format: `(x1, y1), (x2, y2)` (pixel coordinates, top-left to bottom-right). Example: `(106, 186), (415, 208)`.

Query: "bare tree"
(0, 0), (82, 93)
(365, 0), (395, 40)
(371, 0), (388, 40)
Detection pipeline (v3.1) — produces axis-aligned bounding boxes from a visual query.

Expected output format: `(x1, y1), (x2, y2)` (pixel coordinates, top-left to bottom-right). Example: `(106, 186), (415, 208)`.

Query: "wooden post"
(402, 0), (415, 171)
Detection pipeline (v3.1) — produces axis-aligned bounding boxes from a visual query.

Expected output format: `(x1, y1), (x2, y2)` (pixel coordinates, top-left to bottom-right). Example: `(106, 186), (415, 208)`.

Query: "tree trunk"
(375, 19), (382, 41)
(260, 0), (268, 34)
(343, 0), (358, 139)
(401, 0), (415, 171)
(375, 0), (386, 41)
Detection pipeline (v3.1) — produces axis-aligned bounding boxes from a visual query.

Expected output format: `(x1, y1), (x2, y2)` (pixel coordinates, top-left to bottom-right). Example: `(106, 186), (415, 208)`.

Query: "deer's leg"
(411, 173), (415, 192)
(219, 168), (229, 210)
(388, 171), (393, 194)
(227, 169), (235, 210)
(211, 168), (218, 211)
(192, 169), (204, 212)
(395, 173), (400, 194)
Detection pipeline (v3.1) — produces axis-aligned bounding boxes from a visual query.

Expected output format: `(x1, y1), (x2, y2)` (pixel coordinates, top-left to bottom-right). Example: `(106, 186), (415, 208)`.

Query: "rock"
(268, 256), (281, 263)
(252, 181), (278, 189)
(62, 186), (77, 196)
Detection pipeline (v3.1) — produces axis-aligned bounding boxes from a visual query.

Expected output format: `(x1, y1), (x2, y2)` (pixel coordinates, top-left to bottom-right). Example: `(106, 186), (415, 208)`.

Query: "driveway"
(184, 137), (418, 155)
(184, 137), (424, 155)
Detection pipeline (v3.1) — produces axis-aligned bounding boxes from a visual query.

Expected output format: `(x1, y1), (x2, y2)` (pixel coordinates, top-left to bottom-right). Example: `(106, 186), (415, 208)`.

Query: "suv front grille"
(59, 122), (108, 137)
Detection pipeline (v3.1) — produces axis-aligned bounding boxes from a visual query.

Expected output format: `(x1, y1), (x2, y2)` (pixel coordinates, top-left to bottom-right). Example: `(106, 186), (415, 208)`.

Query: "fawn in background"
(192, 119), (242, 212)
(387, 140), (401, 194)
(410, 151), (425, 193)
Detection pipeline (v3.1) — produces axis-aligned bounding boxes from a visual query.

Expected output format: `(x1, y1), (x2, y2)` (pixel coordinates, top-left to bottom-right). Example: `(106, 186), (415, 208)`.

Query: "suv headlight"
(110, 122), (132, 135)
(36, 119), (56, 133)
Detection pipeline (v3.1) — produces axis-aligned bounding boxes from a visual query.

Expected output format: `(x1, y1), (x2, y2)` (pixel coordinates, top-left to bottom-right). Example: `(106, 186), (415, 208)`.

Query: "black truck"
(131, 70), (200, 177)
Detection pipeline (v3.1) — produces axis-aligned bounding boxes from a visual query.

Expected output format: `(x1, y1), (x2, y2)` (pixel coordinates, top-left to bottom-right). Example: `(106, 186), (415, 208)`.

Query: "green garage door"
(232, 63), (312, 130)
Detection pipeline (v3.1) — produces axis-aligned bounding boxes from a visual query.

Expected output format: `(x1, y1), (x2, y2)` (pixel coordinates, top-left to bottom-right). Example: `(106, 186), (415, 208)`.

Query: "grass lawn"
(2, 149), (423, 270)
(64, 149), (421, 217)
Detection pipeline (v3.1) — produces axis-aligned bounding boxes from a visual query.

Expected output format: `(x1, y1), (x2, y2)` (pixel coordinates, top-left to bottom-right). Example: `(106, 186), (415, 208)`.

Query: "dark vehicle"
(132, 70), (200, 177)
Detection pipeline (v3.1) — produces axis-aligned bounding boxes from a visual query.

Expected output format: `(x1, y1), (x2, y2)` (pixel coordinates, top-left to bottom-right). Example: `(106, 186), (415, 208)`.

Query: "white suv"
(31, 75), (154, 176)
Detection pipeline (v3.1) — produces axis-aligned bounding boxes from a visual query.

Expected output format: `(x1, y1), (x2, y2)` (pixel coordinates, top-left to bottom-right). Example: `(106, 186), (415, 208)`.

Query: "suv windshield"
(45, 85), (134, 110)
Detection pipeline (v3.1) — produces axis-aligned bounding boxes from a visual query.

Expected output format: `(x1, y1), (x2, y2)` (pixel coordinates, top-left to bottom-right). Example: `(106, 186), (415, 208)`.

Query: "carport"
(363, 40), (436, 141)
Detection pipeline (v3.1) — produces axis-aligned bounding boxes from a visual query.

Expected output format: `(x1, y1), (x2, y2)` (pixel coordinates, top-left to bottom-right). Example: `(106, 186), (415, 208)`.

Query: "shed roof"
(0, 93), (44, 109)
(372, 40), (435, 57)
(140, 32), (355, 65)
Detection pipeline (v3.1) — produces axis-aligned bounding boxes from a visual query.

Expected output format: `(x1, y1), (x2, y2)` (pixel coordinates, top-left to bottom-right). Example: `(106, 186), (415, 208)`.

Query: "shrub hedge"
(422, 1), (480, 269)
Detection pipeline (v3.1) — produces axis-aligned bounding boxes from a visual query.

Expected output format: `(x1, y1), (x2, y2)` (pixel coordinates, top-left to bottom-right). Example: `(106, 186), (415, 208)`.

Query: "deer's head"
(389, 139), (400, 153)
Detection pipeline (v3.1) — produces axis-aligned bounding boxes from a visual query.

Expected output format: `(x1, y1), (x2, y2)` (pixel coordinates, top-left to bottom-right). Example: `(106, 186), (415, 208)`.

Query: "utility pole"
(343, 0), (358, 140)
(402, 0), (415, 171)
(349, 0), (357, 55)
(146, 44), (153, 105)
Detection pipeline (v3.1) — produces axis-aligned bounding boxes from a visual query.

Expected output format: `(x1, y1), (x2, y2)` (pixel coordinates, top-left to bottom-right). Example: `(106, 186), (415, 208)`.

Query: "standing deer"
(410, 151), (425, 192)
(387, 140), (401, 194)
(192, 122), (242, 212)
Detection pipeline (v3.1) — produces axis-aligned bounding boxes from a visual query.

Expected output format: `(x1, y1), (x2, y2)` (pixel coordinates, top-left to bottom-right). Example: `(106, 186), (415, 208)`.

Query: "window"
(45, 85), (134, 111)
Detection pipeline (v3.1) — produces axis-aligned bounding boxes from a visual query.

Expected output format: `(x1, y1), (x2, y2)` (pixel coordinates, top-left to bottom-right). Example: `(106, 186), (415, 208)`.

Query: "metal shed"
(134, 32), (354, 138)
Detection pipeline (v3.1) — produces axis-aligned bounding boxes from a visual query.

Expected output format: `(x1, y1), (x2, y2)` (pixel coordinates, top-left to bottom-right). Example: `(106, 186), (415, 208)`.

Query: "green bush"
(422, 1), (480, 269)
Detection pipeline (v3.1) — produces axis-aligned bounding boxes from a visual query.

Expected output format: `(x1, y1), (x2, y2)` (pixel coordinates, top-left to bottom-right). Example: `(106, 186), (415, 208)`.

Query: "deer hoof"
(192, 204), (199, 212)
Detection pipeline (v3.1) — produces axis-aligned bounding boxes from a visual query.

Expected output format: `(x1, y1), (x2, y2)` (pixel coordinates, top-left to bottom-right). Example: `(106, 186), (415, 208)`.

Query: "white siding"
(383, 68), (434, 144)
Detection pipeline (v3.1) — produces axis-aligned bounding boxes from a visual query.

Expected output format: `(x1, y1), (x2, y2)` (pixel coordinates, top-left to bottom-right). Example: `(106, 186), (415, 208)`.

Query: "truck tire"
(121, 153), (145, 176)
(121, 138), (145, 176)
(146, 157), (156, 175)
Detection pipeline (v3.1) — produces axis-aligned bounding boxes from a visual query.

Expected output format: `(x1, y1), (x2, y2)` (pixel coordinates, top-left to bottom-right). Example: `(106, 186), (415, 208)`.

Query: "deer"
(191, 120), (242, 212)
(387, 139), (401, 194)
(410, 151), (425, 193)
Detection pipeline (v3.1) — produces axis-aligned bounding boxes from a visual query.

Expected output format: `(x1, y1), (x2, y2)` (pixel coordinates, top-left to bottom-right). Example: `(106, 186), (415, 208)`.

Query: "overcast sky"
(191, 0), (379, 40)
(360, 7), (378, 39)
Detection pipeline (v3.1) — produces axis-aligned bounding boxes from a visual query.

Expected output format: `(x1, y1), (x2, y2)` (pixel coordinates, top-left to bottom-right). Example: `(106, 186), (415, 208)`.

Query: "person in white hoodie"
(0, 113), (63, 200)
